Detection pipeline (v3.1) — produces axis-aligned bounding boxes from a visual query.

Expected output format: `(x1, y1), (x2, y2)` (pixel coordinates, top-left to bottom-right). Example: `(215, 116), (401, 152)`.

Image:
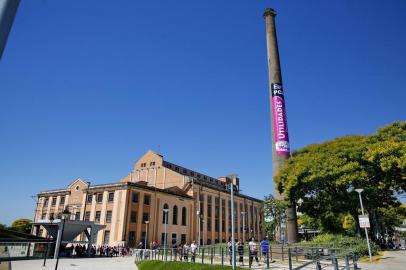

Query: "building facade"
(32, 150), (264, 247)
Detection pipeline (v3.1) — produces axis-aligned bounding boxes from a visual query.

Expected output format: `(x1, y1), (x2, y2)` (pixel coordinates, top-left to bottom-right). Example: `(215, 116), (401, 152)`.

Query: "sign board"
(359, 215), (370, 228)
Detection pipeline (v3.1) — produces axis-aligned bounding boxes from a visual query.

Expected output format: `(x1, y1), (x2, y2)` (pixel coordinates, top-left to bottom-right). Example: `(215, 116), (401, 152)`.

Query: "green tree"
(275, 122), (406, 236)
(263, 194), (287, 240)
(11, 218), (32, 233)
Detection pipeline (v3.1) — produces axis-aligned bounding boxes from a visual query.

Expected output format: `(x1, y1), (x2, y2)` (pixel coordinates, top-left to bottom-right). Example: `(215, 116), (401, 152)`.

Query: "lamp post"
(43, 215), (54, 266)
(163, 209), (169, 258)
(241, 212), (246, 243)
(230, 183), (236, 270)
(355, 189), (372, 262)
(55, 208), (70, 270)
(202, 219), (205, 247)
(144, 220), (149, 260)
(197, 210), (201, 247)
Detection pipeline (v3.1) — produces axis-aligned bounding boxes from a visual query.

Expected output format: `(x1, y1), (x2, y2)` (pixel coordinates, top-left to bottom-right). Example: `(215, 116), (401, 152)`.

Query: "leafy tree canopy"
(275, 122), (406, 234)
(11, 218), (32, 233)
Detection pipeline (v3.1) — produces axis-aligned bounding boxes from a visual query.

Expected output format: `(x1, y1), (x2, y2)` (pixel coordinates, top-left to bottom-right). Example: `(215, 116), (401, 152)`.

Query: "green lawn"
(137, 260), (244, 270)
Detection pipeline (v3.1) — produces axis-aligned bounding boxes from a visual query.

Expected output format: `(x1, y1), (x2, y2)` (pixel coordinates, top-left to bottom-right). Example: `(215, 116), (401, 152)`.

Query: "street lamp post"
(55, 208), (70, 270)
(197, 210), (201, 247)
(241, 212), (246, 243)
(230, 183), (236, 270)
(355, 189), (373, 262)
(163, 209), (169, 258)
(144, 220), (149, 260)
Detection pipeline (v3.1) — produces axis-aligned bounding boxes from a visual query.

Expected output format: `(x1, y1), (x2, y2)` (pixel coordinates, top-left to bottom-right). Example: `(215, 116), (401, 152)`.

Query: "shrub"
(298, 234), (379, 258)
(137, 260), (244, 270)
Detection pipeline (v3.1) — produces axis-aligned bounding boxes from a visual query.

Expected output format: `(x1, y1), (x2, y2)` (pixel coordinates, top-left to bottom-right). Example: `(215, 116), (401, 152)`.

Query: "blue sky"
(1, 0), (405, 225)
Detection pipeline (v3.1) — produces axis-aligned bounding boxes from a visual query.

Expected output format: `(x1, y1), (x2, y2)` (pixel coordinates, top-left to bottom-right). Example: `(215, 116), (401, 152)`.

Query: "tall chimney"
(263, 8), (298, 243)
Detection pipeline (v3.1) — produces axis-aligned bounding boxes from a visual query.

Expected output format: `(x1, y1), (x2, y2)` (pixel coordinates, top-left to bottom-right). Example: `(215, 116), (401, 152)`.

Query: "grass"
(136, 260), (244, 270)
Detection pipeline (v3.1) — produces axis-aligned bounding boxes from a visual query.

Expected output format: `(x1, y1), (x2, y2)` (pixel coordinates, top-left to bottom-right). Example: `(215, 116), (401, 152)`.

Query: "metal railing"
(134, 244), (360, 270)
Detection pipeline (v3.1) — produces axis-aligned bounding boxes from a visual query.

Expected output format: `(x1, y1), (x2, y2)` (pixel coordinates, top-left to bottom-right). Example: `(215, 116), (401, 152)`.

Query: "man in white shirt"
(190, 241), (197, 262)
(249, 237), (260, 267)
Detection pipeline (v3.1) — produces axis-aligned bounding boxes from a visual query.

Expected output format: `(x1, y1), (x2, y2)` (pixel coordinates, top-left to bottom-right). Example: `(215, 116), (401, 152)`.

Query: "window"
(87, 194), (93, 203)
(96, 193), (103, 203)
(221, 199), (226, 233)
(41, 213), (46, 220)
(190, 172), (194, 176)
(141, 232), (146, 244)
(197, 174), (201, 178)
(57, 212), (62, 219)
(162, 204), (169, 224)
(215, 197), (220, 232)
(142, 213), (149, 224)
(144, 194), (150, 205)
(181, 234), (186, 244)
(131, 211), (137, 223)
(207, 196), (212, 232)
(171, 233), (177, 245)
(181, 207), (187, 226)
(44, 197), (49, 206)
(108, 192), (114, 202)
(75, 212), (80, 220)
(95, 211), (101, 223)
(141, 162), (146, 168)
(51, 197), (57, 206)
(129, 231), (136, 246)
(85, 211), (90, 221)
(150, 161), (155, 166)
(49, 212), (54, 220)
(103, 231), (110, 245)
(199, 194), (204, 229)
(106, 211), (112, 223)
(161, 233), (167, 245)
(172, 205), (178, 225)
(132, 192), (139, 203)
(75, 185), (80, 191)
(60, 196), (65, 205)
(175, 167), (179, 172)
(182, 169), (187, 174)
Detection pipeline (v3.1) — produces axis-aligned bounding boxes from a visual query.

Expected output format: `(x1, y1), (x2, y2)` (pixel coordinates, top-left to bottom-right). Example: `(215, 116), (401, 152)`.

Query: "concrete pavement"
(358, 250), (406, 270)
(11, 257), (137, 270)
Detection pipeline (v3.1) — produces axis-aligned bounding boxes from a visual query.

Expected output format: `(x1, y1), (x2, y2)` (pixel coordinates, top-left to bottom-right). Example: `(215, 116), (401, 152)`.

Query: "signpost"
(359, 215), (370, 228)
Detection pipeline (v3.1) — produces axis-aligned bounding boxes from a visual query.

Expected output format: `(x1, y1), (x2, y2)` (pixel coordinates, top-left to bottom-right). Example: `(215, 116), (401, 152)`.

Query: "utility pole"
(263, 7), (298, 243)
(0, 0), (20, 59)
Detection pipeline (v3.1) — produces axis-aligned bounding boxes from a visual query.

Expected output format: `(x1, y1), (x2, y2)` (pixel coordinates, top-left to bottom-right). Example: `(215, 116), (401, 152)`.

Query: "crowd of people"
(62, 244), (133, 257)
(227, 237), (269, 267)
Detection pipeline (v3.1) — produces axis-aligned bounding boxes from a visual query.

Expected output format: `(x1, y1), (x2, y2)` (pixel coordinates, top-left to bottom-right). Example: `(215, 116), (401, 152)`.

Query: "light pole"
(355, 189), (372, 262)
(163, 209), (169, 258)
(55, 208), (70, 270)
(230, 182), (236, 270)
(144, 220), (149, 260)
(202, 219), (205, 247)
(197, 210), (201, 247)
(241, 212), (246, 243)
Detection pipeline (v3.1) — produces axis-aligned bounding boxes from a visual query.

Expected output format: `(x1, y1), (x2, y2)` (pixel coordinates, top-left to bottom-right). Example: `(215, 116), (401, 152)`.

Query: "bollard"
(211, 248), (214, 264)
(270, 245), (273, 261)
(316, 261), (322, 270)
(221, 247), (224, 266)
(266, 249), (270, 269)
(288, 248), (292, 270)
(333, 257), (339, 270)
(282, 245), (284, 261)
(345, 255), (350, 270)
(202, 248), (204, 264)
(295, 246), (298, 262)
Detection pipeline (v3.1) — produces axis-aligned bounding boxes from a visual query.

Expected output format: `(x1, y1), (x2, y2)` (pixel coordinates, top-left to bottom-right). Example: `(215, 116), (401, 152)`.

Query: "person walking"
(183, 242), (190, 262)
(190, 241), (197, 263)
(260, 237), (269, 263)
(172, 240), (178, 261)
(227, 239), (234, 265)
(249, 237), (260, 267)
(237, 239), (245, 266)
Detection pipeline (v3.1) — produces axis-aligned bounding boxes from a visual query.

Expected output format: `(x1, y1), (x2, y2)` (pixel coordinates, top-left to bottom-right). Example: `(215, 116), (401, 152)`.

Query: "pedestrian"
(172, 240), (178, 261)
(190, 241), (197, 262)
(237, 239), (245, 266)
(260, 237), (269, 262)
(227, 239), (233, 265)
(249, 237), (260, 267)
(183, 242), (190, 262)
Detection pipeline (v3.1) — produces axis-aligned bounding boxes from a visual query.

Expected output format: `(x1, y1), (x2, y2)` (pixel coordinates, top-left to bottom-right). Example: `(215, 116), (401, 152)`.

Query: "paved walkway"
(358, 250), (406, 270)
(11, 257), (137, 270)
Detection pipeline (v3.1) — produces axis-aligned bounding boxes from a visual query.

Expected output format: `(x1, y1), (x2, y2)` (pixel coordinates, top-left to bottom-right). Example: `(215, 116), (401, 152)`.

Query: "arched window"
(162, 203), (169, 224)
(172, 205), (178, 225)
(181, 207), (187, 226)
